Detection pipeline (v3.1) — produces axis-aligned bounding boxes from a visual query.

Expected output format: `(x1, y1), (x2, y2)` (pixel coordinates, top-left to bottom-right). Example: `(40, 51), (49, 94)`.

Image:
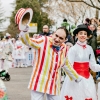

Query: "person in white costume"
(14, 36), (25, 68)
(1, 33), (13, 72)
(0, 38), (5, 70)
(60, 24), (100, 100)
(0, 79), (8, 99)
(22, 45), (30, 67)
(11, 38), (17, 68)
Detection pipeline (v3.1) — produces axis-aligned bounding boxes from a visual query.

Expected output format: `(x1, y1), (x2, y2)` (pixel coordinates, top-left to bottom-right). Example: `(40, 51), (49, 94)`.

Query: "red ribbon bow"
(17, 46), (22, 49)
(65, 95), (73, 100)
(77, 43), (86, 49)
(85, 98), (92, 100)
(82, 45), (86, 49)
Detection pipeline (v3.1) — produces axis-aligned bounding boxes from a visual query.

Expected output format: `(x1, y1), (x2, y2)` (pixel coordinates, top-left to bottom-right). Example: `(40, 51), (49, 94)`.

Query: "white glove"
(33, 34), (40, 38)
(75, 76), (82, 83)
(19, 25), (29, 37)
(23, 24), (29, 32)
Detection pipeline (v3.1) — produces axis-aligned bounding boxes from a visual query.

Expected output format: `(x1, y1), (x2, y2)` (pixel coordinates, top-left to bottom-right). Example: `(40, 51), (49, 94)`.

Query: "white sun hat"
(6, 33), (11, 37)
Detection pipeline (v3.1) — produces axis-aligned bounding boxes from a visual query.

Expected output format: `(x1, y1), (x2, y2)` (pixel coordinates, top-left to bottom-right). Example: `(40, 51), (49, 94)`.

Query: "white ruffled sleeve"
(89, 46), (100, 72)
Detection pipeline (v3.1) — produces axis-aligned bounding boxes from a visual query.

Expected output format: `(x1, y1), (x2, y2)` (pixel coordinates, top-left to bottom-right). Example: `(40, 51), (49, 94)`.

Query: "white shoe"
(20, 66), (24, 68)
(25, 65), (27, 68)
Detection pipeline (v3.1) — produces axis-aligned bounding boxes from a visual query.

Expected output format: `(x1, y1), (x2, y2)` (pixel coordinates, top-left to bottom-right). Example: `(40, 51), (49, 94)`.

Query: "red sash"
(73, 62), (90, 79)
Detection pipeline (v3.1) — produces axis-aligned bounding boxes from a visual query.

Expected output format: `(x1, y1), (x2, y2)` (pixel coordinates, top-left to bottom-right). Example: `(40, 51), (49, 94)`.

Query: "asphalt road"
(4, 67), (32, 100)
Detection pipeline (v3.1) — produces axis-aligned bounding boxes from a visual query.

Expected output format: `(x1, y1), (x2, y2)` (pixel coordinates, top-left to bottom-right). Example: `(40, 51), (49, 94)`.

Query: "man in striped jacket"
(19, 26), (80, 100)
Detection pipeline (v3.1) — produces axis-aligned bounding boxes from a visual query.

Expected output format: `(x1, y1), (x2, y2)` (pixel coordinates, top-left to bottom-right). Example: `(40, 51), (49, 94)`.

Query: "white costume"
(26, 47), (33, 66)
(22, 45), (29, 67)
(60, 40), (100, 100)
(0, 40), (4, 70)
(14, 39), (25, 67)
(14, 39), (25, 59)
(1, 39), (13, 72)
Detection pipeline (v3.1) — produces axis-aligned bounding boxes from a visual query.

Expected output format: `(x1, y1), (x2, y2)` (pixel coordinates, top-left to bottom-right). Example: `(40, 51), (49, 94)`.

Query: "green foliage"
(6, 0), (54, 37)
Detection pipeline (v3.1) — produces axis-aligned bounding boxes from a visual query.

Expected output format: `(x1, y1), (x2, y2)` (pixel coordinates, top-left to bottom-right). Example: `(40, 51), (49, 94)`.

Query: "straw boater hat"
(15, 8), (33, 31)
(73, 24), (91, 36)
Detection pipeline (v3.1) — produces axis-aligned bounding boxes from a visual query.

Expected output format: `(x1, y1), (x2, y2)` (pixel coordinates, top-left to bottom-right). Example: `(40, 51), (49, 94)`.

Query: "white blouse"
(68, 40), (100, 72)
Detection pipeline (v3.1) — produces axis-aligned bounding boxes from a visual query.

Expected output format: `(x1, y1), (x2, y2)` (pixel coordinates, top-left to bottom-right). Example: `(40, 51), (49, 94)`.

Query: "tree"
(43, 0), (92, 25)
(0, 1), (6, 30)
(0, 0), (7, 38)
(66, 0), (100, 18)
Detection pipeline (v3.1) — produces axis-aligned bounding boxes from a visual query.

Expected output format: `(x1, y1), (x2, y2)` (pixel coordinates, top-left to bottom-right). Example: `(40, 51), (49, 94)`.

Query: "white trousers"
(31, 90), (60, 100)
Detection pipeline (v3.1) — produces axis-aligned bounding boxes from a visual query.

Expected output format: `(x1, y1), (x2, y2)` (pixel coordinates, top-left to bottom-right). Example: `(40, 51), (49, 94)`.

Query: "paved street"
(4, 67), (32, 100)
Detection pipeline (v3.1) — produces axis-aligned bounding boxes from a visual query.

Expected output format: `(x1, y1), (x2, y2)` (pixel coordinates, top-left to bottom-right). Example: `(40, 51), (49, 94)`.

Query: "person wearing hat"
(19, 26), (81, 100)
(60, 24), (100, 100)
(14, 36), (26, 68)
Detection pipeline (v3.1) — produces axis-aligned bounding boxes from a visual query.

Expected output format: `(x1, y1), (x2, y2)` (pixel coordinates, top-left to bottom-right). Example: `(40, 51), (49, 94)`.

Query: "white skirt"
(3, 60), (12, 70)
(60, 75), (97, 100)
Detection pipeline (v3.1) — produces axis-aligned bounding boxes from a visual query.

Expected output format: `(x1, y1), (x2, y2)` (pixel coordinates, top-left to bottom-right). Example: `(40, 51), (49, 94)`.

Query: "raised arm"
(19, 31), (44, 49)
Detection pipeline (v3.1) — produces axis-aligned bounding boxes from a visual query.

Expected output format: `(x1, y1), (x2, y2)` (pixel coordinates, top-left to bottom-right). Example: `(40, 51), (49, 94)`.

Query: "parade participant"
(60, 24), (100, 100)
(0, 37), (4, 70)
(23, 45), (32, 67)
(14, 36), (25, 68)
(11, 38), (16, 68)
(0, 79), (8, 100)
(19, 26), (81, 100)
(1, 33), (13, 72)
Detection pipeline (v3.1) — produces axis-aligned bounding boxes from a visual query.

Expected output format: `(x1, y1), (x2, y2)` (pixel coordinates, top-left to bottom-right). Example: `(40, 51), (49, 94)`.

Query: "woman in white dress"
(60, 24), (100, 100)
(1, 34), (13, 72)
(14, 37), (25, 67)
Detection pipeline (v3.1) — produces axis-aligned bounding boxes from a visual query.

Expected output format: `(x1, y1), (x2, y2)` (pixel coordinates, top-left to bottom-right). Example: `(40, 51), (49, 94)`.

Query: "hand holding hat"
(19, 25), (29, 37)
(23, 24), (29, 32)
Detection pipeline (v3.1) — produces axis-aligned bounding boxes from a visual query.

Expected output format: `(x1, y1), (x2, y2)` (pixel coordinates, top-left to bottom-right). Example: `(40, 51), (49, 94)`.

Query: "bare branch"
(66, 0), (100, 10)
(98, 0), (100, 3)
(90, 0), (95, 6)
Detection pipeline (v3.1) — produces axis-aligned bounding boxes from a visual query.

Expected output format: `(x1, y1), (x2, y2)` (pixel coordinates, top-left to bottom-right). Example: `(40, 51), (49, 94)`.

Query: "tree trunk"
(95, 8), (99, 19)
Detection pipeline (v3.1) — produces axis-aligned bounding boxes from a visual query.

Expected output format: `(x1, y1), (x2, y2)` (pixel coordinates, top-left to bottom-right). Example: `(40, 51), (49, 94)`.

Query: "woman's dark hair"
(85, 18), (90, 23)
(5, 36), (9, 39)
(57, 27), (69, 39)
(63, 19), (67, 22)
(1, 36), (4, 40)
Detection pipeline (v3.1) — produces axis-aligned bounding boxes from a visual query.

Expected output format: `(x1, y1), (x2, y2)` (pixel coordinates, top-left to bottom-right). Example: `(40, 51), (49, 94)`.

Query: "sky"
(0, 0), (16, 31)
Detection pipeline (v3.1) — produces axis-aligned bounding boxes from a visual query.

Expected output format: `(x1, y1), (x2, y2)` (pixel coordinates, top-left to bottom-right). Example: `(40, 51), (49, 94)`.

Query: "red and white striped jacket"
(20, 32), (79, 95)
